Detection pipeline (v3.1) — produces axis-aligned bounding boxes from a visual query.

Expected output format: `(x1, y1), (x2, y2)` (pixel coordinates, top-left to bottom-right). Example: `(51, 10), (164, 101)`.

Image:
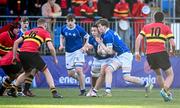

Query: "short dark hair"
(95, 18), (109, 27)
(154, 11), (164, 22)
(9, 22), (20, 31)
(66, 14), (75, 21)
(91, 24), (98, 28)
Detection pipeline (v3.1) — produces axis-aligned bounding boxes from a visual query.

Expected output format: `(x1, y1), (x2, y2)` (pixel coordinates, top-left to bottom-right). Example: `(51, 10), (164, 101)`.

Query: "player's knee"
(122, 73), (131, 81)
(75, 63), (83, 70)
(105, 65), (115, 73)
(68, 72), (74, 77)
(75, 66), (83, 73)
(91, 71), (100, 77)
(67, 69), (75, 77)
(91, 69), (100, 77)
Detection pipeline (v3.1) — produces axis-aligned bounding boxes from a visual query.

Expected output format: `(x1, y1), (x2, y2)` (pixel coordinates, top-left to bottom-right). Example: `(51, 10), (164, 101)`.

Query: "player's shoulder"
(35, 27), (50, 35)
(105, 29), (112, 34)
(61, 25), (67, 32)
(163, 23), (170, 29)
(106, 29), (116, 36)
(144, 23), (153, 28)
(0, 31), (8, 36)
(76, 24), (83, 29)
(142, 23), (154, 31)
(31, 27), (45, 33)
(89, 35), (94, 41)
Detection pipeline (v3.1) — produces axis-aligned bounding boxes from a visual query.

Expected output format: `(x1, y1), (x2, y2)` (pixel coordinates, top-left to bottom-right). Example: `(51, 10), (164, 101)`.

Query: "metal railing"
(0, 16), (180, 55)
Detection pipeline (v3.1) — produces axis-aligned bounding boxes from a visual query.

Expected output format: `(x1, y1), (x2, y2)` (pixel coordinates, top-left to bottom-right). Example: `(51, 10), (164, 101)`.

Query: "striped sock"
(24, 74), (34, 91)
(50, 87), (57, 94)
(0, 78), (12, 95)
(17, 85), (22, 92)
(93, 88), (98, 93)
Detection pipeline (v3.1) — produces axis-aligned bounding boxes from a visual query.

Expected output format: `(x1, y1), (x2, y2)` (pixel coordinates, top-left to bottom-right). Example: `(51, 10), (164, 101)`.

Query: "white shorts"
(65, 49), (85, 70)
(109, 52), (133, 73)
(91, 57), (111, 77)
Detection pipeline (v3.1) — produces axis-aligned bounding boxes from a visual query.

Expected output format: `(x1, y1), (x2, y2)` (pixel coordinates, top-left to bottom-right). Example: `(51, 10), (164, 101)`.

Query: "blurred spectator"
(42, 0), (62, 41)
(57, 0), (72, 16)
(28, 0), (46, 16)
(72, 0), (87, 16)
(97, 0), (116, 19)
(114, 0), (131, 48)
(0, 0), (7, 15)
(176, 0), (180, 22)
(8, 0), (28, 16)
(132, 0), (149, 54)
(125, 0), (137, 12)
(162, 0), (173, 16)
(0, 18), (20, 34)
(80, 0), (97, 22)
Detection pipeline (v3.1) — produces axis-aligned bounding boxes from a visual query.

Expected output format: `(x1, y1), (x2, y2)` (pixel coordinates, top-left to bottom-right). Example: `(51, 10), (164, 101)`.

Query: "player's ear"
(44, 23), (48, 29)
(73, 19), (76, 23)
(66, 19), (68, 23)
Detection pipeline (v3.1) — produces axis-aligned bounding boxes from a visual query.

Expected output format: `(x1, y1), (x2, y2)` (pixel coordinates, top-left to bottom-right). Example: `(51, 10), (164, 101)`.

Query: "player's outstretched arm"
(12, 37), (23, 64)
(47, 41), (58, 64)
(135, 34), (143, 61)
(58, 36), (65, 52)
(169, 38), (176, 56)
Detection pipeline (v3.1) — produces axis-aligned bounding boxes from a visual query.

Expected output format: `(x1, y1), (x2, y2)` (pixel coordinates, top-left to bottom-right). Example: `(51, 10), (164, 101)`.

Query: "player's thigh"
(30, 53), (47, 71)
(147, 54), (159, 70)
(19, 52), (34, 72)
(65, 52), (76, 70)
(91, 58), (105, 77)
(74, 49), (85, 66)
(20, 52), (46, 72)
(118, 52), (133, 72)
(156, 51), (171, 71)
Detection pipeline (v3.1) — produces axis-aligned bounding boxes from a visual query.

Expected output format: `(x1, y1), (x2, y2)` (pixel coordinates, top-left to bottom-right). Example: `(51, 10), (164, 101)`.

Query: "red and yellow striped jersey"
(114, 2), (129, 18)
(140, 22), (174, 54)
(20, 27), (51, 53)
(0, 31), (17, 56)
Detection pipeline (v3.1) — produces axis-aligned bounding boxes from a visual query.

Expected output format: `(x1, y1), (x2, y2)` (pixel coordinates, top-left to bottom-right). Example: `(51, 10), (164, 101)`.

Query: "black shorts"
(1, 63), (23, 79)
(19, 52), (47, 72)
(147, 51), (171, 71)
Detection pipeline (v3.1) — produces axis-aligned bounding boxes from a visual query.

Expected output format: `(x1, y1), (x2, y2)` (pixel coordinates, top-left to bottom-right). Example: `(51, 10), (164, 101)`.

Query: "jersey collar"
(67, 24), (76, 30)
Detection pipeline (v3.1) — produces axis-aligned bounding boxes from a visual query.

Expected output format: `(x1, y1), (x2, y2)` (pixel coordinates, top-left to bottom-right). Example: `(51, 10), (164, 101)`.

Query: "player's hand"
(169, 50), (175, 56)
(58, 45), (64, 52)
(12, 56), (17, 65)
(53, 58), (58, 64)
(135, 52), (141, 62)
(95, 37), (102, 43)
(80, 47), (86, 53)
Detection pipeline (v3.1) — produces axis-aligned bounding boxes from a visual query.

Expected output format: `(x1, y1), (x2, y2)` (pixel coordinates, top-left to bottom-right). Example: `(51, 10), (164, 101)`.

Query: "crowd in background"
(0, 0), (174, 17)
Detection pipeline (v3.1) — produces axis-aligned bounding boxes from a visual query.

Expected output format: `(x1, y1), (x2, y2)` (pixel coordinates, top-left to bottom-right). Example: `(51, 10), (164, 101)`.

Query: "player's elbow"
(49, 47), (55, 53)
(14, 40), (20, 47)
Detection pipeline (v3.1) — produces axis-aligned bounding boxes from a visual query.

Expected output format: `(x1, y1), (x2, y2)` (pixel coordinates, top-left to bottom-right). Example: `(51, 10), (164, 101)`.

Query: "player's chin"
(101, 54), (107, 57)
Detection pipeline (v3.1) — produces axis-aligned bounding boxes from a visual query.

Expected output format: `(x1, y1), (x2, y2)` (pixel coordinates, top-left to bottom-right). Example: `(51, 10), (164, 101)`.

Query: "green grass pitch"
(0, 88), (179, 108)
